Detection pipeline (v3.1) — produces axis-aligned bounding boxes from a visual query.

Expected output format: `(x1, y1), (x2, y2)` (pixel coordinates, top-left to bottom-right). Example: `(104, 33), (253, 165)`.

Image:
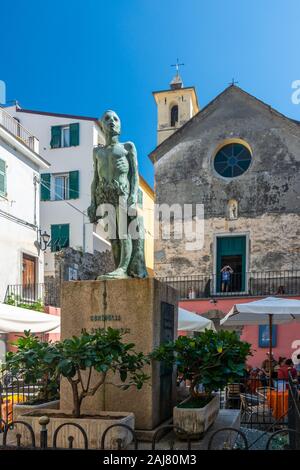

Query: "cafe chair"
(240, 393), (275, 430)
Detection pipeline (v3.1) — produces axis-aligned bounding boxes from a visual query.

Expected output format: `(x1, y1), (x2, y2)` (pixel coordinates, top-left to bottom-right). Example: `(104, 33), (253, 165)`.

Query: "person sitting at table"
(260, 352), (278, 386)
(248, 366), (261, 392)
(273, 357), (287, 390)
(294, 353), (300, 382)
(277, 358), (297, 381)
(274, 356), (286, 374)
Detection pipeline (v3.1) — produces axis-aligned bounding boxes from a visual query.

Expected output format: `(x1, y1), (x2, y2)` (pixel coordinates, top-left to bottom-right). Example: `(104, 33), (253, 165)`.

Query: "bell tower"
(153, 61), (200, 145)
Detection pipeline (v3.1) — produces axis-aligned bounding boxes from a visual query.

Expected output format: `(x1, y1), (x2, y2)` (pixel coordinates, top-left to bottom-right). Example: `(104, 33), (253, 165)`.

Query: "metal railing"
(158, 270), (300, 299)
(223, 378), (289, 430)
(1, 372), (299, 450)
(5, 281), (61, 308)
(4, 270), (300, 309)
(287, 374), (300, 449)
(0, 372), (44, 425)
(0, 106), (39, 152)
(1, 408), (299, 450)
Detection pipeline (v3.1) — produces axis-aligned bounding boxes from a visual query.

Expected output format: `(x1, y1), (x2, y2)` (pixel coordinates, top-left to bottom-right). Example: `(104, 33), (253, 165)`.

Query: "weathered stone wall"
(155, 214), (300, 276)
(152, 86), (300, 276)
(52, 247), (115, 281)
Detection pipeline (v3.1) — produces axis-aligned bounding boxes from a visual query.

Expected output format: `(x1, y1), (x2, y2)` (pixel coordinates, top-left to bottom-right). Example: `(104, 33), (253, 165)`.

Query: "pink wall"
(44, 306), (61, 342)
(179, 296), (300, 367)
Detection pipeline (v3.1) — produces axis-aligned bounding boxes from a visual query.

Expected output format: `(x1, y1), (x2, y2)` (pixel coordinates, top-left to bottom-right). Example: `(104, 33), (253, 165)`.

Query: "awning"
(220, 296), (300, 326)
(178, 308), (216, 332)
(0, 303), (61, 334)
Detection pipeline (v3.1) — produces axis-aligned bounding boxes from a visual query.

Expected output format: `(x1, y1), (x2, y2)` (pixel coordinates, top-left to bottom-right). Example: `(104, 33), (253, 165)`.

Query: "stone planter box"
(13, 400), (60, 421)
(15, 409), (135, 449)
(173, 394), (220, 438)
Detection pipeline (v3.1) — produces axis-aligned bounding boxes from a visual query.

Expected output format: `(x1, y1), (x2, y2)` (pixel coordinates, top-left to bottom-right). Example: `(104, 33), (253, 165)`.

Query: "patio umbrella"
(221, 297), (300, 386)
(178, 307), (216, 332)
(0, 302), (61, 334)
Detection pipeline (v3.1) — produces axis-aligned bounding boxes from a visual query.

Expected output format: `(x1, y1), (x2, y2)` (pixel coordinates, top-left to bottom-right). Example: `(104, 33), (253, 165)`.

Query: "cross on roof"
(229, 78), (239, 86)
(171, 58), (184, 75)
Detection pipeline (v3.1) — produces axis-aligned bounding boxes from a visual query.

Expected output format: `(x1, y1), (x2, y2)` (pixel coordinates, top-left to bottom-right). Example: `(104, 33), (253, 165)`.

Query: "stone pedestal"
(60, 278), (178, 430)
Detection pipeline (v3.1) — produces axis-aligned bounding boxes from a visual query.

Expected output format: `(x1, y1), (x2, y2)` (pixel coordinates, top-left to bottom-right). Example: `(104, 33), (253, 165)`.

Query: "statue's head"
(100, 110), (121, 138)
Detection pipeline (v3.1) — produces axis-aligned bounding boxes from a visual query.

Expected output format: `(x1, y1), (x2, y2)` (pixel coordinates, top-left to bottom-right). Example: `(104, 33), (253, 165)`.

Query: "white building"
(6, 104), (154, 279)
(0, 106), (50, 301)
(5, 105), (110, 278)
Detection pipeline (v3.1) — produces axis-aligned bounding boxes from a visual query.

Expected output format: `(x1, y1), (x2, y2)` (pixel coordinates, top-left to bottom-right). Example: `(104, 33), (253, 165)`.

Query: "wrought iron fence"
(1, 373), (300, 450)
(4, 281), (61, 308)
(1, 416), (299, 450)
(223, 378), (289, 430)
(0, 372), (44, 425)
(158, 270), (300, 299)
(287, 374), (300, 449)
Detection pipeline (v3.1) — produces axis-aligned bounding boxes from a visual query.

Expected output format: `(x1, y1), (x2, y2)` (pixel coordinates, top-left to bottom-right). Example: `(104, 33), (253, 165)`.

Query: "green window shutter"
(41, 173), (51, 201)
(0, 159), (7, 196)
(51, 224), (69, 252)
(70, 123), (80, 146)
(50, 126), (62, 148)
(69, 171), (79, 199)
(51, 224), (60, 252)
(137, 188), (143, 208)
(60, 224), (70, 249)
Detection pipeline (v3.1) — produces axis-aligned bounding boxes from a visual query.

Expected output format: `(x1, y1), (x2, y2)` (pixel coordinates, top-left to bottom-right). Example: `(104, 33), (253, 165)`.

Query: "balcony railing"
(4, 271), (300, 308)
(0, 106), (39, 152)
(5, 281), (61, 309)
(157, 270), (300, 300)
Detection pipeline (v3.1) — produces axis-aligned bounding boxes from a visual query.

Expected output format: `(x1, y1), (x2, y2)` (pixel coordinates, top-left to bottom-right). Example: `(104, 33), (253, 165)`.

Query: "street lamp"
(38, 229), (51, 252)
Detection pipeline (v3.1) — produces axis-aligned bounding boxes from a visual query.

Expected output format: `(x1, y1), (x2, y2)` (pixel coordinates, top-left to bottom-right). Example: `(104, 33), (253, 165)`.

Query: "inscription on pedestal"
(90, 314), (122, 321)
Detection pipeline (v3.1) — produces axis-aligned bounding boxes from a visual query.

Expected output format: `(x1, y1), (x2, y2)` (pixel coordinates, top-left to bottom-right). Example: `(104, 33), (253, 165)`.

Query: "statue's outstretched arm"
(87, 147), (99, 222)
(125, 142), (138, 208)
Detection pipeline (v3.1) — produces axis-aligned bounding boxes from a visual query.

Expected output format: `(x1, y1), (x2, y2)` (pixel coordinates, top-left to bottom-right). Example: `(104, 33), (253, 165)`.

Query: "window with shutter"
(69, 171), (79, 199)
(70, 123), (80, 146)
(50, 126), (62, 148)
(40, 173), (51, 201)
(0, 159), (6, 197)
(51, 224), (70, 252)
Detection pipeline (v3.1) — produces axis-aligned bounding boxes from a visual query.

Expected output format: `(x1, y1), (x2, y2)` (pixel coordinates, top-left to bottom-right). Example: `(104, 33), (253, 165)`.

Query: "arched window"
(170, 105), (178, 127)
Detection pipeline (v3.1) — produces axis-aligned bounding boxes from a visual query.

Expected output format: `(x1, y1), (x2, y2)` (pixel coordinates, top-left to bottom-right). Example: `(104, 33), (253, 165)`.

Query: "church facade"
(150, 78), (300, 300)
(150, 74), (300, 365)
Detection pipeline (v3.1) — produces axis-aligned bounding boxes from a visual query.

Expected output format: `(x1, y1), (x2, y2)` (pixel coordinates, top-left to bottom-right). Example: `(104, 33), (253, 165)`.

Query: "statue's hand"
(87, 203), (97, 223)
(127, 195), (138, 218)
(127, 195), (137, 209)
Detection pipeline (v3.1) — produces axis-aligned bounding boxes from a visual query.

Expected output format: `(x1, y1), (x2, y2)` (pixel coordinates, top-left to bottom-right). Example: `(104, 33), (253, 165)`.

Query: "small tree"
(4, 331), (59, 403)
(4, 328), (149, 418)
(151, 329), (251, 401)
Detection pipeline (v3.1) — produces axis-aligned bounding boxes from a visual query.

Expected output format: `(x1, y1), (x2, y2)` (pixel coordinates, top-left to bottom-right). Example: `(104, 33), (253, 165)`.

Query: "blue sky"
(2, 0), (300, 187)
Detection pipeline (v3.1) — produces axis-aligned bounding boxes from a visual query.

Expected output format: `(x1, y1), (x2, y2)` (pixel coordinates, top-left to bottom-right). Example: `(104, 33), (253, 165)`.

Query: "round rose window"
(214, 143), (252, 178)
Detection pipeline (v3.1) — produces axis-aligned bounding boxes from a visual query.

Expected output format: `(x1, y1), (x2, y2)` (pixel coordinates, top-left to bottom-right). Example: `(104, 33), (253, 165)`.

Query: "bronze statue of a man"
(87, 110), (148, 279)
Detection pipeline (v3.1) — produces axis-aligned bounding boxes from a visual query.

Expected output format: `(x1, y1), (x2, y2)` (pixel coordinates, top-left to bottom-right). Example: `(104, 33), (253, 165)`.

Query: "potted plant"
(152, 329), (251, 437)
(3, 331), (60, 420)
(4, 328), (149, 448)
